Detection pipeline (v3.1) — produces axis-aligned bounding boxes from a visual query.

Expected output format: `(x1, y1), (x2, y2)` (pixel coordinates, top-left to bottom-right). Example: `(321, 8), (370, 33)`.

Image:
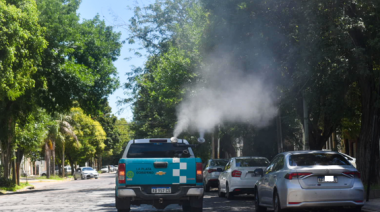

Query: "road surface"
(0, 173), (372, 212)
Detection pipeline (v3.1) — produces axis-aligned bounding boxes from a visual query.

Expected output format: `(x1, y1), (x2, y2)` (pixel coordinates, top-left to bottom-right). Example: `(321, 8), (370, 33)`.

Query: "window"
(289, 153), (350, 166)
(127, 143), (191, 158)
(272, 155), (284, 171)
(210, 159), (228, 167)
(235, 158), (269, 167)
(82, 168), (94, 171)
(224, 161), (231, 171)
(266, 156), (279, 173)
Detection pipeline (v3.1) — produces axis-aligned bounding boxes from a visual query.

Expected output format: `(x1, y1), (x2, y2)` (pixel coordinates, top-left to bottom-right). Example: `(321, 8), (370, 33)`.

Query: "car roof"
(131, 138), (189, 144)
(232, 156), (269, 159)
(284, 150), (340, 155)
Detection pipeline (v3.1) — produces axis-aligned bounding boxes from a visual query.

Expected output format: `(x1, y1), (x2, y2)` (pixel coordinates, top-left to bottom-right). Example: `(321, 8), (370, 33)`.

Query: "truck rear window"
(235, 158), (269, 167)
(127, 143), (192, 158)
(289, 153), (350, 166)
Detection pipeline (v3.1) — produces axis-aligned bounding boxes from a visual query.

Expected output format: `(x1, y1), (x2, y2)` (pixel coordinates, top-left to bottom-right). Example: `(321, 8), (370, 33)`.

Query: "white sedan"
(218, 156), (270, 199)
(73, 167), (98, 180)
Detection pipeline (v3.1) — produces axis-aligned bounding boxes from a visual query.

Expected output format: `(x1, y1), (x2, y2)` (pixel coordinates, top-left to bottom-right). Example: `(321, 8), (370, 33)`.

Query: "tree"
(0, 0), (47, 179)
(67, 107), (106, 170)
(15, 109), (50, 185)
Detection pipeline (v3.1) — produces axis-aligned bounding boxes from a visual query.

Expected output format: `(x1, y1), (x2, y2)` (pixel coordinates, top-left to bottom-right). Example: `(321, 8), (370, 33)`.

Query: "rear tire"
(226, 183), (234, 200)
(204, 181), (210, 192)
(273, 190), (286, 212)
(182, 202), (191, 212)
(189, 196), (203, 212)
(346, 206), (362, 212)
(255, 187), (267, 212)
(218, 183), (225, 197)
(116, 195), (131, 212)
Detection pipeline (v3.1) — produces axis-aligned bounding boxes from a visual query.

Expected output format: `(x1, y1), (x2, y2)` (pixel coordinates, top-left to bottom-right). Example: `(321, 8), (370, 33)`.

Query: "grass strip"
(0, 182), (33, 192)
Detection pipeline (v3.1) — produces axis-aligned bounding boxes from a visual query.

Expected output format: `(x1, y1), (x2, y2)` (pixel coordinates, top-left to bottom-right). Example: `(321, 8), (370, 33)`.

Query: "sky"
(77, 0), (154, 121)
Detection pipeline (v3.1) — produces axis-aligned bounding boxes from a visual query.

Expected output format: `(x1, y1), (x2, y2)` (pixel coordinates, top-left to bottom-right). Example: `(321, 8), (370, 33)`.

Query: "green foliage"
(0, 0), (47, 101)
(0, 177), (15, 188)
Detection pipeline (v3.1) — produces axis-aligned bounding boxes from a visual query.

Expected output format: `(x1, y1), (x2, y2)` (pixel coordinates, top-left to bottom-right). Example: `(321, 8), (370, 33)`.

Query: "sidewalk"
(363, 198), (380, 212)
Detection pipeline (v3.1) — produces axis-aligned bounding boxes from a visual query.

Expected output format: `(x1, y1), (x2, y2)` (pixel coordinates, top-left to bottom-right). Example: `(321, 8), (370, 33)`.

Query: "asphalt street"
(0, 173), (373, 212)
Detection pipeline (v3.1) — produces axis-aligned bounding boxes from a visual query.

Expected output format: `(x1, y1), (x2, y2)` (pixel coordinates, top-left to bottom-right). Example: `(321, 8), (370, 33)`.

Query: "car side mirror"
(254, 168), (264, 177)
(217, 168), (223, 172)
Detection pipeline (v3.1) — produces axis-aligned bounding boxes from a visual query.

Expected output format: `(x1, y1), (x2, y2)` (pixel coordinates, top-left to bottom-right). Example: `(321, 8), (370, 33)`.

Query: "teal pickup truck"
(115, 137), (204, 212)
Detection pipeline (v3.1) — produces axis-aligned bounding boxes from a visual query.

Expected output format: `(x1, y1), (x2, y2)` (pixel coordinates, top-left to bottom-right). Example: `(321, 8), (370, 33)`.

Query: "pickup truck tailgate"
(121, 158), (196, 185)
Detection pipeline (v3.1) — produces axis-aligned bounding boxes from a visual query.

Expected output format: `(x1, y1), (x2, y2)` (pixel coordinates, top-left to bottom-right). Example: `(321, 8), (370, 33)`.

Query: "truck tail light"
(231, 170), (242, 177)
(343, 171), (361, 179)
(284, 172), (312, 180)
(196, 163), (203, 183)
(118, 163), (126, 184)
(208, 169), (216, 173)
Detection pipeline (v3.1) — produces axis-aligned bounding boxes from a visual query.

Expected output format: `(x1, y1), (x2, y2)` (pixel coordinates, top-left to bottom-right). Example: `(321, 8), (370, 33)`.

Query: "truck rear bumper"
(117, 186), (204, 199)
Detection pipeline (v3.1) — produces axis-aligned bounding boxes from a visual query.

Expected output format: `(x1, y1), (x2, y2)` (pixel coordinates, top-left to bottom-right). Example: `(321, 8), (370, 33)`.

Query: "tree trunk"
(52, 141), (55, 176)
(357, 76), (380, 184)
(15, 148), (24, 186)
(62, 143), (65, 178)
(45, 141), (50, 179)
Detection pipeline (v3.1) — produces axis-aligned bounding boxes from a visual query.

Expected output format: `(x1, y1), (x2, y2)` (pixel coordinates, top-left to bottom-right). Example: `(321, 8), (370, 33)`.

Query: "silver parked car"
(203, 159), (228, 191)
(218, 157), (270, 199)
(74, 167), (99, 180)
(255, 151), (364, 212)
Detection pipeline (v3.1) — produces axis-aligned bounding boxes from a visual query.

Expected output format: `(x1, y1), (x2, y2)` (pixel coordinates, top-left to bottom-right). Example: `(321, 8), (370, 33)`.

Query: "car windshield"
(210, 160), (228, 167)
(82, 168), (94, 171)
(289, 153), (351, 166)
(235, 158), (269, 167)
(127, 143), (191, 158)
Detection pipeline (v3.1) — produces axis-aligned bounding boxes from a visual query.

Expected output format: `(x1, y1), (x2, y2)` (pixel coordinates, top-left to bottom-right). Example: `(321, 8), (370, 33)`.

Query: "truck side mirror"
(254, 168), (264, 177)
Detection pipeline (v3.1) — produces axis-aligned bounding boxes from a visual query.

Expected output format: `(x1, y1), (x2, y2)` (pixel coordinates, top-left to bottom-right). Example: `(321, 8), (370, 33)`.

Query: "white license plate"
(318, 175), (337, 183)
(151, 187), (171, 194)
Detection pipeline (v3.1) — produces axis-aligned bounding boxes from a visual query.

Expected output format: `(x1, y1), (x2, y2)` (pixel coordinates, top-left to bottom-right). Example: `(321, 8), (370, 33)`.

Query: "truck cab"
(115, 138), (204, 212)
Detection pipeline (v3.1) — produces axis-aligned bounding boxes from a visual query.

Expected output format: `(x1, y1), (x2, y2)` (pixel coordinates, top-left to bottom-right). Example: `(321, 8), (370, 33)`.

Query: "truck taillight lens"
(343, 171), (361, 179)
(196, 163), (203, 183)
(231, 170), (242, 177)
(118, 163), (126, 184)
(284, 172), (312, 180)
(208, 169), (216, 173)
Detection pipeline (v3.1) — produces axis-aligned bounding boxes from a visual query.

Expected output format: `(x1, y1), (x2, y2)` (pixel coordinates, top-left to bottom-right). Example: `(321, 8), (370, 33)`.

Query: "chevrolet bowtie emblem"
(155, 171), (166, 176)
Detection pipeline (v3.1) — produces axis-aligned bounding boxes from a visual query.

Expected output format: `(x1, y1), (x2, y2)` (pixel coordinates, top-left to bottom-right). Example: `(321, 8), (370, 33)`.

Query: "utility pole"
(276, 113), (284, 153)
(211, 130), (215, 159)
(303, 97), (310, 150)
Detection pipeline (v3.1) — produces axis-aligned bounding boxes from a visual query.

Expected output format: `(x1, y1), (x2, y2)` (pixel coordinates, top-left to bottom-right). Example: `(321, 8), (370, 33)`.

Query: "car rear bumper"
(229, 177), (260, 191)
(117, 186), (204, 199)
(285, 187), (364, 208)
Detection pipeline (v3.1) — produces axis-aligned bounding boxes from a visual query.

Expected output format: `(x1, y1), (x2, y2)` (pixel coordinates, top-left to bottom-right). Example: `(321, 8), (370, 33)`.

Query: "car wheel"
(204, 181), (210, 192)
(255, 187), (267, 212)
(95, 177), (98, 179)
(218, 183), (225, 197)
(116, 195), (131, 212)
(273, 190), (285, 212)
(347, 206), (362, 212)
(226, 183), (234, 200)
(182, 202), (191, 212)
(189, 196), (203, 212)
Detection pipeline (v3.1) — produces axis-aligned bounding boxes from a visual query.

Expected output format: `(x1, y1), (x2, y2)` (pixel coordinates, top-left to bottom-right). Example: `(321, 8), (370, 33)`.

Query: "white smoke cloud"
(173, 53), (278, 137)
